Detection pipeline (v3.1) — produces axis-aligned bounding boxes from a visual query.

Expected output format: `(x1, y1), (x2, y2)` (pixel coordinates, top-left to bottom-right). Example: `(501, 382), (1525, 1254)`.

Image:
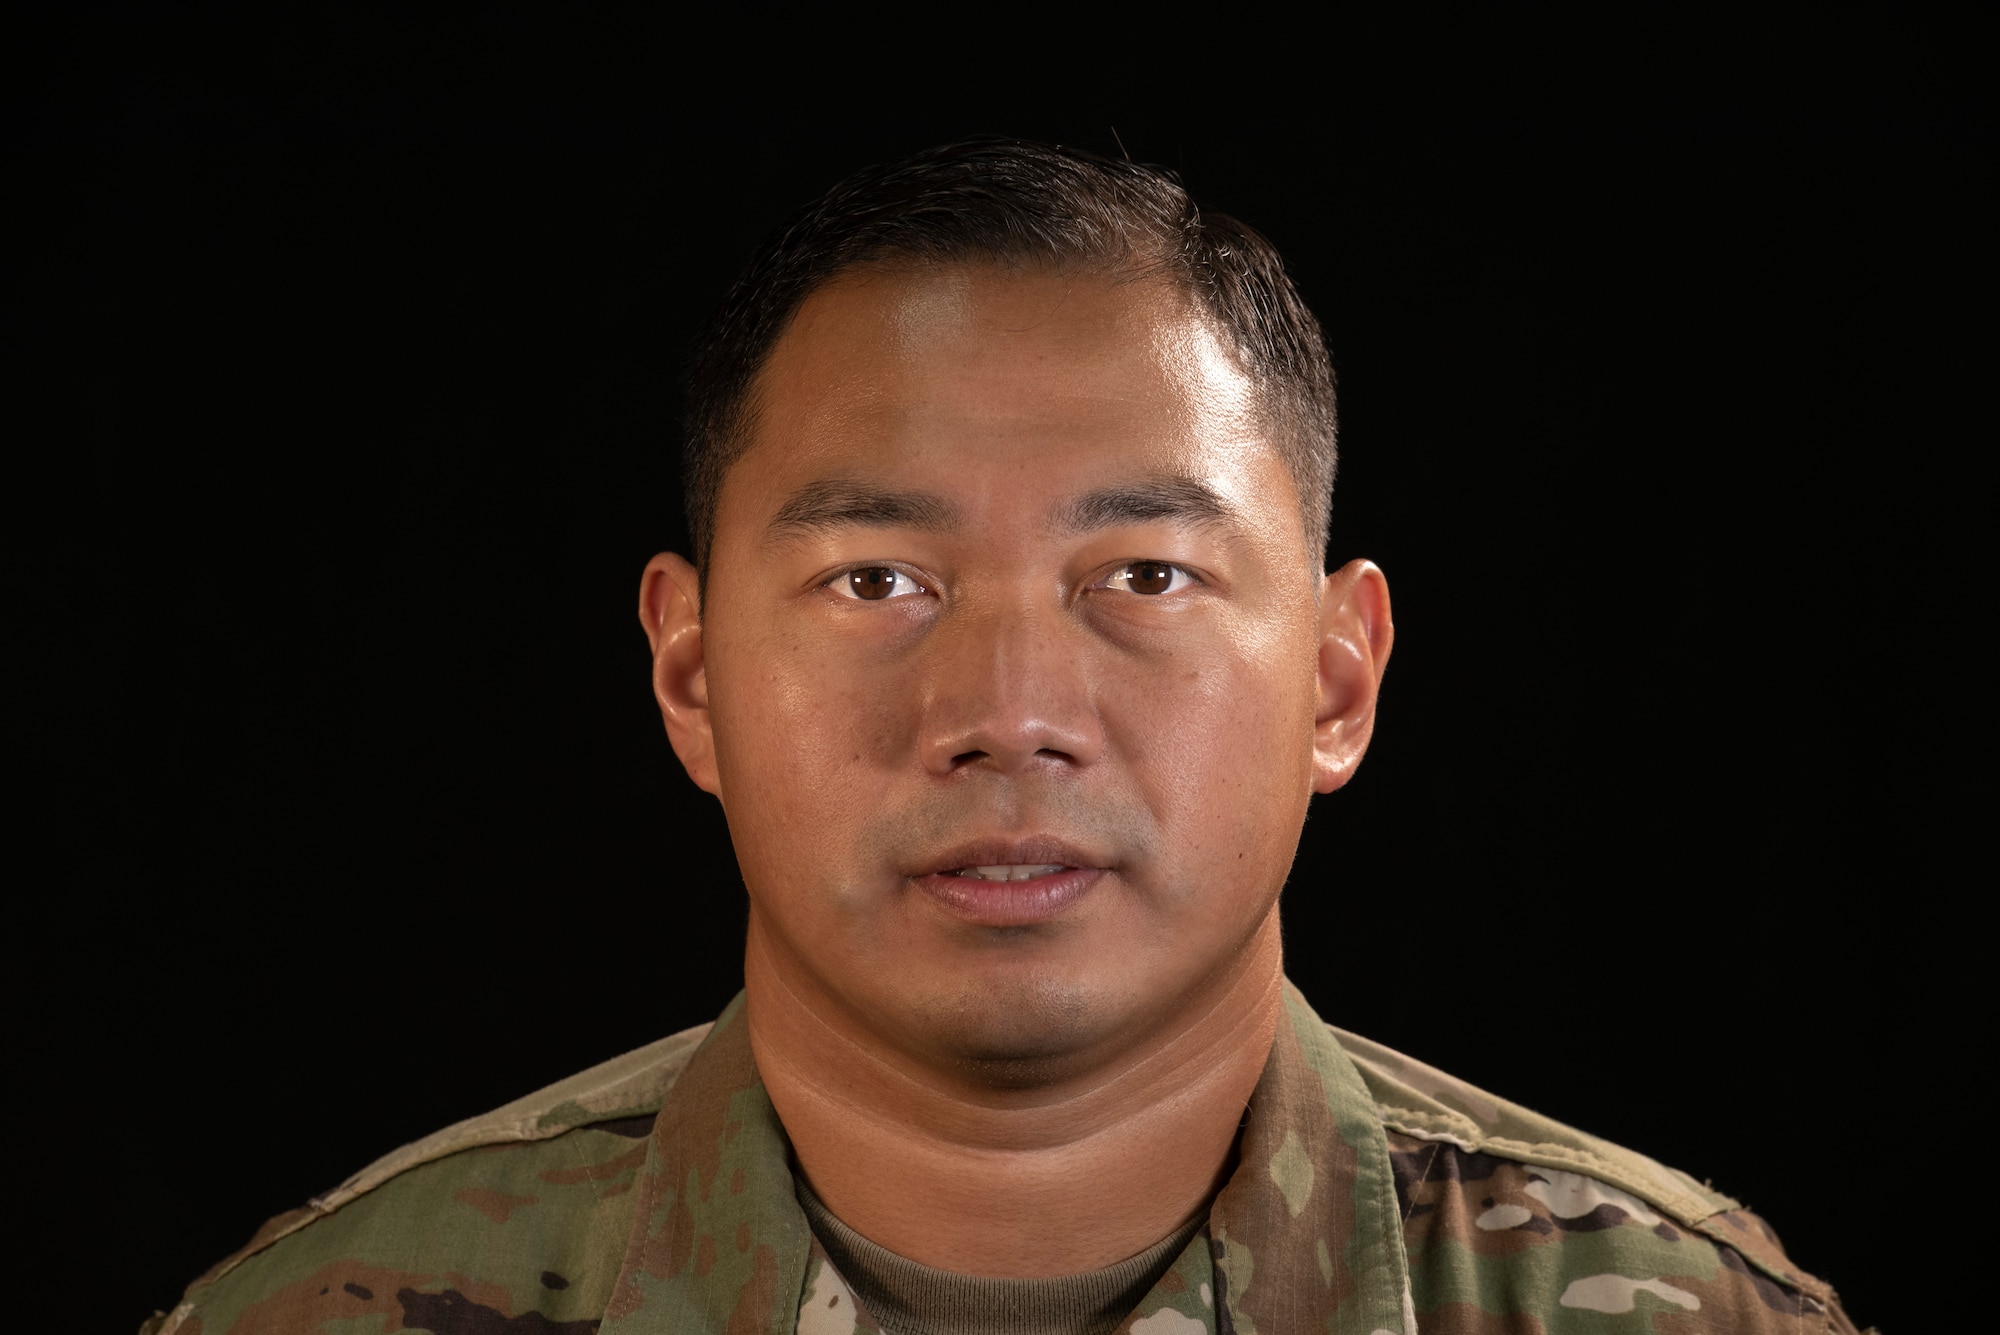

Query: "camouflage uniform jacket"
(146, 984), (1861, 1334)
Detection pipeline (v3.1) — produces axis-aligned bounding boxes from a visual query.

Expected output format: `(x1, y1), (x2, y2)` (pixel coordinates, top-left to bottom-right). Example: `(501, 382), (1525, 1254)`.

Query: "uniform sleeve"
(1388, 1133), (1865, 1333)
(143, 1123), (649, 1335)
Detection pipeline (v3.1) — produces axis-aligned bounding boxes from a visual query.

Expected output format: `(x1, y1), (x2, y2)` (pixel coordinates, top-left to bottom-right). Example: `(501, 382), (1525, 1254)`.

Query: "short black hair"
(683, 138), (1337, 576)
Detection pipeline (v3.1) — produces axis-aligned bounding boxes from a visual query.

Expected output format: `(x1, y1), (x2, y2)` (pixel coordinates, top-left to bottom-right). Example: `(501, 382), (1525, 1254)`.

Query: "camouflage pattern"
(145, 986), (1863, 1333)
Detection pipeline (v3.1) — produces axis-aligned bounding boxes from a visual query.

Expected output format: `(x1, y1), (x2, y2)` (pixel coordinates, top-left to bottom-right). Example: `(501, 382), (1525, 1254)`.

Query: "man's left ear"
(1313, 559), (1395, 794)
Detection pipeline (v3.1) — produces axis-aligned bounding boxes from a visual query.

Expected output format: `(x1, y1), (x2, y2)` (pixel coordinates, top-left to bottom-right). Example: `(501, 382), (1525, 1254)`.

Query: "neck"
(744, 913), (1285, 1277)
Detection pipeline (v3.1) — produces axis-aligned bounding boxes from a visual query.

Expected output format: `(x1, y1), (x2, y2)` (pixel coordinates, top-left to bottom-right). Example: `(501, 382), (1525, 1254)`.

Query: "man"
(146, 141), (1861, 1335)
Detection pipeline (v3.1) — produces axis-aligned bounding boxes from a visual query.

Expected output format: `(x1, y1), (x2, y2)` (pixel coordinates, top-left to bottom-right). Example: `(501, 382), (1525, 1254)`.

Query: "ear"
(639, 552), (721, 797)
(1312, 559), (1394, 795)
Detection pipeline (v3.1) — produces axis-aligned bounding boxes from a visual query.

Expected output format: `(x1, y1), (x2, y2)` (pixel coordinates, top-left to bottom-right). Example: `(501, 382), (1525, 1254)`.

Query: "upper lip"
(911, 836), (1109, 877)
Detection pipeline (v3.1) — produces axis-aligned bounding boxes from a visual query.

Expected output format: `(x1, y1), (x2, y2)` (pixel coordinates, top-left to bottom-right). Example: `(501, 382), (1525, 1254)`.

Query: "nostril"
(950, 750), (989, 769)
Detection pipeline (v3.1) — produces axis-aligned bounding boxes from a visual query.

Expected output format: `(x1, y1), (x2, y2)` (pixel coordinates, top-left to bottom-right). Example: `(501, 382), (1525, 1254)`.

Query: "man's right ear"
(638, 552), (721, 797)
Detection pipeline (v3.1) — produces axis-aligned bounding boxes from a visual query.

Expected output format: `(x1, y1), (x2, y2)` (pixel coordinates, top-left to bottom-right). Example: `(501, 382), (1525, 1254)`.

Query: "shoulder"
(1328, 1024), (1866, 1333)
(146, 1022), (711, 1335)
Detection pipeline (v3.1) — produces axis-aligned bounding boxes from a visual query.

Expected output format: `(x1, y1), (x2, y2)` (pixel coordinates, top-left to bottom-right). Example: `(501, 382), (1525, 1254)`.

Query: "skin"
(639, 262), (1392, 1276)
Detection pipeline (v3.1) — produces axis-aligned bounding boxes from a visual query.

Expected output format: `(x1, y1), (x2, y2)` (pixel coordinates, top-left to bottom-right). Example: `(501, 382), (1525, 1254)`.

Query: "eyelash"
(1093, 561), (1201, 596)
(821, 561), (1202, 601)
(823, 565), (930, 601)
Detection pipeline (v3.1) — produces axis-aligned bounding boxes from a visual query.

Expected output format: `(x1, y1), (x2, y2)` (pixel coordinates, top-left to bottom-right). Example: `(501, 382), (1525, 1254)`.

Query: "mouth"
(913, 840), (1108, 927)
(948, 863), (1070, 882)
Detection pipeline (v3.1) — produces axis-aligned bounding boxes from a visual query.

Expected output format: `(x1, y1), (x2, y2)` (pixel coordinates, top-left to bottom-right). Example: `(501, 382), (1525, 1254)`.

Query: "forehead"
(731, 262), (1270, 496)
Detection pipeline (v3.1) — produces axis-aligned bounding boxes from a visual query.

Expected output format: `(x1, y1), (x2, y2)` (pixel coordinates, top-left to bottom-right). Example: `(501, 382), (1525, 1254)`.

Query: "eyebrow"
(1054, 476), (1237, 534)
(767, 478), (962, 539)
(764, 472), (1237, 541)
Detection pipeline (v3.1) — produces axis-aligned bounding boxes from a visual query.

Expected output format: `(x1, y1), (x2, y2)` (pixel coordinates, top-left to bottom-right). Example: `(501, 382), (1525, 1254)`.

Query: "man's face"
(689, 263), (1342, 1081)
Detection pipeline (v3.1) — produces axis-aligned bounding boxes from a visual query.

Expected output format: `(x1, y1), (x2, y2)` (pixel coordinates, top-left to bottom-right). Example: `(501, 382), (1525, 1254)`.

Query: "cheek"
(708, 627), (915, 821)
(1116, 620), (1317, 865)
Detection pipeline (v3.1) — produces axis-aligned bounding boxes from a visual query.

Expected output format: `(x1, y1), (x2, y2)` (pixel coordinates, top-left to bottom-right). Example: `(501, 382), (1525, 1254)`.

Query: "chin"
(903, 970), (1129, 1086)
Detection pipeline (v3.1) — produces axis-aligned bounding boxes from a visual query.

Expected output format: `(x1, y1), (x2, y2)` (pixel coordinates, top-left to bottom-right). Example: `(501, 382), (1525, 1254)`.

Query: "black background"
(12, 9), (1986, 1331)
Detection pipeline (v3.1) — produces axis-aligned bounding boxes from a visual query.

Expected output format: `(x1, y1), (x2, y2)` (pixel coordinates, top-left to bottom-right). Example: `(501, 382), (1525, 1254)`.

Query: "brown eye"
(1126, 562), (1176, 595)
(847, 568), (901, 600)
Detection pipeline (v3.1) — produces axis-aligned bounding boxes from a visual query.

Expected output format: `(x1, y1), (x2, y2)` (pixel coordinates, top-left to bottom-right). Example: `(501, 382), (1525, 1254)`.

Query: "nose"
(917, 598), (1105, 776)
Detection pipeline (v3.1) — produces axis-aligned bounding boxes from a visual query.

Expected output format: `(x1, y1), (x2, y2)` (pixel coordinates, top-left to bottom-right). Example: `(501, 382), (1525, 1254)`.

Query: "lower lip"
(916, 867), (1105, 927)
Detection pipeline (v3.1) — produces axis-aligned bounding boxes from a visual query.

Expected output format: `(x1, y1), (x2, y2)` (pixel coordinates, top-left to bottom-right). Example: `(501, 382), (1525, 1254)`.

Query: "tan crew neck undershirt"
(795, 1180), (1206, 1335)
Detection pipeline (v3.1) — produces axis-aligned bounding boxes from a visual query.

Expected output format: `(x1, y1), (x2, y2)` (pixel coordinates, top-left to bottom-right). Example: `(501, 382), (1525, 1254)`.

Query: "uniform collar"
(599, 983), (1412, 1334)
(1208, 981), (1416, 1334)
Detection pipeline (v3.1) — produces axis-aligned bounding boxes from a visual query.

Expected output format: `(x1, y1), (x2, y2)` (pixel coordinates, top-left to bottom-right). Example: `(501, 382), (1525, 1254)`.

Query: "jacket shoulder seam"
(1377, 1108), (1722, 1216)
(1384, 1116), (1829, 1300)
(311, 1021), (710, 1212)
(170, 1021), (712, 1320)
(1328, 1022), (1735, 1211)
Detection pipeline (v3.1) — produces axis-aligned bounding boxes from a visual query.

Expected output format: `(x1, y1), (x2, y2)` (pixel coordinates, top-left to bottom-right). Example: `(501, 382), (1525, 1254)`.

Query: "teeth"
(957, 864), (1066, 882)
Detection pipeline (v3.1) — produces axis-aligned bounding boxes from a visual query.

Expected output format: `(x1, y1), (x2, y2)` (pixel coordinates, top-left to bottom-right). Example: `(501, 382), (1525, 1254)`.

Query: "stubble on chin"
(900, 966), (1115, 1089)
